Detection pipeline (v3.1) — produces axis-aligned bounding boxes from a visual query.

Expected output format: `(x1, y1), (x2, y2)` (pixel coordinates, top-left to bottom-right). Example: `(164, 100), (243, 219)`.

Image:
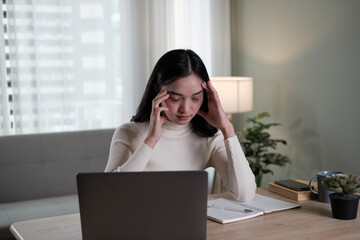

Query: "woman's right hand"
(144, 88), (169, 148)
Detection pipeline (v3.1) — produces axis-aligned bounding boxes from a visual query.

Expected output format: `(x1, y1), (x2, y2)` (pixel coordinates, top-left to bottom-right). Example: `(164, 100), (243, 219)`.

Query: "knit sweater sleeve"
(209, 134), (257, 202)
(104, 123), (153, 172)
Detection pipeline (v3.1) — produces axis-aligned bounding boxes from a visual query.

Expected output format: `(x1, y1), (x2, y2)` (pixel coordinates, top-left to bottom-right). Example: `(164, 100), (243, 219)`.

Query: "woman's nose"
(179, 100), (190, 114)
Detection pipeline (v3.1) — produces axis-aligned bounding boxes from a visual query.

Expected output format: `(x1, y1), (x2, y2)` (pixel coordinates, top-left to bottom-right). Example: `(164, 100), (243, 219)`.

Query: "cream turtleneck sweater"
(105, 120), (256, 202)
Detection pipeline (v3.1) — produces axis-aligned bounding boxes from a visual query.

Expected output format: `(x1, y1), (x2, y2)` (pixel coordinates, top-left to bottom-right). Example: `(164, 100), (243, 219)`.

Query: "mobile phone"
(274, 180), (310, 191)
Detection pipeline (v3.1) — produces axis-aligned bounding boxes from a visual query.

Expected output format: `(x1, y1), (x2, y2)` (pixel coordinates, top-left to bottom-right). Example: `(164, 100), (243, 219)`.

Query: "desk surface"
(10, 188), (360, 240)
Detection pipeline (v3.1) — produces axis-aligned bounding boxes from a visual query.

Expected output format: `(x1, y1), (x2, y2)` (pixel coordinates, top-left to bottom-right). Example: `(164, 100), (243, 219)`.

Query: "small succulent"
(322, 173), (360, 195)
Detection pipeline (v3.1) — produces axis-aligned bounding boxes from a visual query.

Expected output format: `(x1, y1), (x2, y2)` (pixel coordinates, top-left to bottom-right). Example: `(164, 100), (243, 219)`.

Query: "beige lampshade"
(210, 77), (253, 113)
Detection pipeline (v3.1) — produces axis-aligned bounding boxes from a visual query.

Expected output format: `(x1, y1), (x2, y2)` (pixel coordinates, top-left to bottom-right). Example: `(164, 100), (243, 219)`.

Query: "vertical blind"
(1, 0), (124, 135)
(0, 0), (231, 135)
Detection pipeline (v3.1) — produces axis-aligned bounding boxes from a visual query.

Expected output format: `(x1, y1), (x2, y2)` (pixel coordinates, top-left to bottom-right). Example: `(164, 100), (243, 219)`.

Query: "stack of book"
(268, 180), (317, 201)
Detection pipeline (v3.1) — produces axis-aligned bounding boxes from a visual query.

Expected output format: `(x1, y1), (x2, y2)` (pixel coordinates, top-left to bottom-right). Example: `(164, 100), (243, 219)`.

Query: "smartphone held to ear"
(274, 180), (310, 191)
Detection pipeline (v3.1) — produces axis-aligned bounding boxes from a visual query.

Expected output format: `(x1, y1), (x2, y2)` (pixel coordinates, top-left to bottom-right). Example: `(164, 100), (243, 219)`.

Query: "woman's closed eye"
(170, 97), (181, 102)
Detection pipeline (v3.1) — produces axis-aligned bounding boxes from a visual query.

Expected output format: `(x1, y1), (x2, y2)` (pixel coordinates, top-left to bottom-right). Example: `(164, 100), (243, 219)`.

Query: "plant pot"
(329, 193), (359, 220)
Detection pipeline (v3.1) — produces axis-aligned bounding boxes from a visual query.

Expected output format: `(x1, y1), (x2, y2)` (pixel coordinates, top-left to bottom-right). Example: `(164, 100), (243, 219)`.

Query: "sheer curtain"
(0, 0), (231, 135)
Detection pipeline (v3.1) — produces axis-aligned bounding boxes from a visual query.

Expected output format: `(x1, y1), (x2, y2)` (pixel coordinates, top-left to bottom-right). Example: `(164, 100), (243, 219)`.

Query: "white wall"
(231, 0), (360, 186)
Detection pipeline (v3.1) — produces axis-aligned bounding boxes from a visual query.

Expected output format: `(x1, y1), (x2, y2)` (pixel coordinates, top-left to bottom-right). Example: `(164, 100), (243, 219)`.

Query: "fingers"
(202, 81), (219, 102)
(150, 89), (168, 122)
(202, 80), (215, 92)
(153, 88), (169, 106)
(200, 81), (227, 123)
(201, 81), (209, 92)
(153, 106), (168, 120)
(152, 88), (168, 109)
(146, 89), (168, 148)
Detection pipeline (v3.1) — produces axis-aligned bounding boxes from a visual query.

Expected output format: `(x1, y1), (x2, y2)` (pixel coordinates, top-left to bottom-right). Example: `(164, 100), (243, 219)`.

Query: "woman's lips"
(177, 115), (189, 121)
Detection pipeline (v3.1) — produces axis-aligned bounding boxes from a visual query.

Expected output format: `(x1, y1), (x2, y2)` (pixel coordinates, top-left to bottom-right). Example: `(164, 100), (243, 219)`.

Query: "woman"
(105, 49), (256, 202)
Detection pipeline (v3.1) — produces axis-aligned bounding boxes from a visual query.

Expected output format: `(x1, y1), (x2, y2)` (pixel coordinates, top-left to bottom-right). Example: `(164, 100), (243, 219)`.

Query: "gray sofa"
(0, 128), (115, 240)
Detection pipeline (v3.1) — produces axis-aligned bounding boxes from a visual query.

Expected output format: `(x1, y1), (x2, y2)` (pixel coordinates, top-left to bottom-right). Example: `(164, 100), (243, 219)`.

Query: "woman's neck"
(162, 120), (192, 136)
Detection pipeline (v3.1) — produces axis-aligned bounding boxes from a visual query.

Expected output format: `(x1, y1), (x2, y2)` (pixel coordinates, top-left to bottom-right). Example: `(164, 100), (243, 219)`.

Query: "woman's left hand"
(198, 81), (235, 139)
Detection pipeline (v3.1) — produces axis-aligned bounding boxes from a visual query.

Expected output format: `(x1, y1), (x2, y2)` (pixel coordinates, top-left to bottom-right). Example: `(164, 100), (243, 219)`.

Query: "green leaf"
(351, 187), (360, 194)
(344, 185), (356, 194)
(329, 181), (340, 188)
(340, 179), (347, 187)
(237, 111), (291, 186)
(329, 187), (344, 193)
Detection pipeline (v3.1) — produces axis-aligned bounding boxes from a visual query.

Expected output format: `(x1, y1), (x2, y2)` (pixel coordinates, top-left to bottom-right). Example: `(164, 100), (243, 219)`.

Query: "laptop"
(76, 171), (208, 240)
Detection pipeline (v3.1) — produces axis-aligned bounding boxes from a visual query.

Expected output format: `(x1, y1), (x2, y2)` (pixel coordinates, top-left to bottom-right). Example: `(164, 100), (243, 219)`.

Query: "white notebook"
(207, 194), (300, 224)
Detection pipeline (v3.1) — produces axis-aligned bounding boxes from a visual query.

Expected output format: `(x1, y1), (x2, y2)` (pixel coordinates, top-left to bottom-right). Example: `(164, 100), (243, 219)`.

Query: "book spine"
(268, 184), (298, 200)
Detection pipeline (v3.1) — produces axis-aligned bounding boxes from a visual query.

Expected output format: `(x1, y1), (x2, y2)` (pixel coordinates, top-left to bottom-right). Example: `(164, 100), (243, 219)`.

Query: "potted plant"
(322, 173), (360, 220)
(237, 112), (291, 187)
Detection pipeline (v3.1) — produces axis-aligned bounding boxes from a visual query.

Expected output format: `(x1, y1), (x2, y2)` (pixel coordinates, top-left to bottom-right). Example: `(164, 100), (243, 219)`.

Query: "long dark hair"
(131, 49), (218, 137)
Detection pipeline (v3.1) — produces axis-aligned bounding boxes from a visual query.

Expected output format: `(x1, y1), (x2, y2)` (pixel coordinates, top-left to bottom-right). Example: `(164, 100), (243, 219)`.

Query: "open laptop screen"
(77, 171), (208, 240)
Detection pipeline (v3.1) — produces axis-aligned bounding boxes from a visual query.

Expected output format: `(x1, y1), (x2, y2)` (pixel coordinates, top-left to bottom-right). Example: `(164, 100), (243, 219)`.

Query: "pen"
(207, 203), (253, 213)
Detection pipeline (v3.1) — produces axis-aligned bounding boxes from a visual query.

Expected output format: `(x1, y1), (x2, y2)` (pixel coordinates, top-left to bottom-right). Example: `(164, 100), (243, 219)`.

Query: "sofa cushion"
(0, 129), (114, 203)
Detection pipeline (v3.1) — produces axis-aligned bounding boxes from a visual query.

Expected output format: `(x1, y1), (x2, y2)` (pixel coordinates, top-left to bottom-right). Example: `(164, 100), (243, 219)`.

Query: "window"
(1, 0), (124, 135)
(0, 0), (231, 135)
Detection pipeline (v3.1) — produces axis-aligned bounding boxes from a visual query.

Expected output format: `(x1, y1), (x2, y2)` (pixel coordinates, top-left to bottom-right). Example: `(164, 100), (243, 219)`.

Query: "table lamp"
(210, 76), (253, 122)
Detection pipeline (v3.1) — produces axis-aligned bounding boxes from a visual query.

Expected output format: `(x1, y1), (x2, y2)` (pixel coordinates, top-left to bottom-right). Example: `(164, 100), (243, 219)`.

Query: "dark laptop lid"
(76, 171), (208, 240)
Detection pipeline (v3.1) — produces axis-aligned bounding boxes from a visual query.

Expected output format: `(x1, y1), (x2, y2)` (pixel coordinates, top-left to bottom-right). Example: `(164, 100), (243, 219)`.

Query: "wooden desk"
(10, 188), (360, 240)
